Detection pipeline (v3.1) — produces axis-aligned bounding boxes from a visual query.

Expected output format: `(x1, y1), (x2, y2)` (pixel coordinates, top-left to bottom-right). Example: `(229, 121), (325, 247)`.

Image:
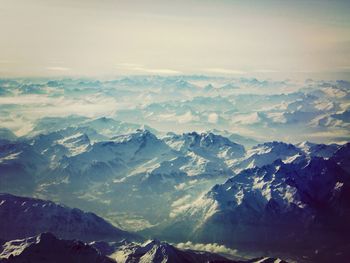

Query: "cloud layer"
(0, 76), (349, 143)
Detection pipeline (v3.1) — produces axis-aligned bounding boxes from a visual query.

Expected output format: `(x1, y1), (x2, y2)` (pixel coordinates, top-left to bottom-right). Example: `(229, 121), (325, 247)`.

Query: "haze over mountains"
(0, 76), (349, 143)
(0, 76), (350, 262)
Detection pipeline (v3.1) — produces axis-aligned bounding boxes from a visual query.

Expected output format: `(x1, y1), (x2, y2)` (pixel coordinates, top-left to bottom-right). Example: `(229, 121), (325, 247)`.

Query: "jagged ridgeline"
(0, 76), (350, 262)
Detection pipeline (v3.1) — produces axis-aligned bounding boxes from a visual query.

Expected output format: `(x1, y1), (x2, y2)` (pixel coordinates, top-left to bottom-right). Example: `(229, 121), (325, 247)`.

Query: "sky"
(0, 0), (350, 79)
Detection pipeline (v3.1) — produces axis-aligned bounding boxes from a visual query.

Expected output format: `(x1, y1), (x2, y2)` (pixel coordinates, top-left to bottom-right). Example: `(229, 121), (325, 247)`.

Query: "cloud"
(116, 63), (143, 67)
(232, 112), (260, 125)
(175, 241), (238, 257)
(204, 68), (246, 75)
(169, 203), (191, 218)
(174, 183), (187, 191)
(0, 94), (117, 122)
(254, 69), (279, 73)
(0, 95), (54, 105)
(46, 66), (71, 71)
(178, 111), (199, 124)
(116, 63), (181, 75)
(171, 194), (191, 207)
(208, 113), (219, 123)
(133, 67), (181, 75)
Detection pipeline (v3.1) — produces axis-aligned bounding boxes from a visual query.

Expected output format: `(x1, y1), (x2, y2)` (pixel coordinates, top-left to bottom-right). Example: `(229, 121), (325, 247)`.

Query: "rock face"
(0, 233), (114, 263)
(0, 193), (138, 242)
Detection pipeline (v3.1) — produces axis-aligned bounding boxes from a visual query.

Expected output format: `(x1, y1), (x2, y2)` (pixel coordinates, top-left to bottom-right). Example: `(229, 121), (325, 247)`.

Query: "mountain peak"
(0, 193), (138, 242)
(0, 233), (114, 263)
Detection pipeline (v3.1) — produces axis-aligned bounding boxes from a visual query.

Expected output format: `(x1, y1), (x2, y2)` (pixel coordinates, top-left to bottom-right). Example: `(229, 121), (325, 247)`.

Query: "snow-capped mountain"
(0, 142), (47, 195)
(30, 127), (92, 160)
(0, 193), (138, 242)
(0, 233), (288, 263)
(164, 132), (245, 158)
(101, 239), (287, 263)
(1, 76), (349, 262)
(296, 141), (340, 158)
(0, 233), (114, 263)
(158, 144), (350, 262)
(110, 239), (234, 263)
(28, 115), (90, 137)
(82, 117), (158, 138)
(331, 142), (350, 173)
(162, 132), (245, 177)
(208, 129), (260, 148)
(28, 116), (158, 142)
(0, 125), (347, 236)
(50, 129), (171, 183)
(0, 128), (247, 230)
(231, 141), (303, 172)
(1, 77), (349, 143)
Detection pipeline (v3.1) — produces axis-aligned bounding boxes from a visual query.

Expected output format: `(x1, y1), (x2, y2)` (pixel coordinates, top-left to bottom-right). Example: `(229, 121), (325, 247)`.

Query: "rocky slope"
(0, 193), (138, 242)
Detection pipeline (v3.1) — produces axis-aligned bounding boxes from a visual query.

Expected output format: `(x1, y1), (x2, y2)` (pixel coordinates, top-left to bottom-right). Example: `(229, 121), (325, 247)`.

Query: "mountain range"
(0, 76), (349, 262)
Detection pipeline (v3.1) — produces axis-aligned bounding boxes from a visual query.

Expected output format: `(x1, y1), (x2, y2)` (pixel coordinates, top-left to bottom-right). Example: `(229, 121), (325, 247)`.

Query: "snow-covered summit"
(165, 132), (245, 158)
(161, 152), (350, 261)
(231, 141), (303, 172)
(111, 239), (234, 263)
(296, 141), (340, 158)
(0, 233), (114, 263)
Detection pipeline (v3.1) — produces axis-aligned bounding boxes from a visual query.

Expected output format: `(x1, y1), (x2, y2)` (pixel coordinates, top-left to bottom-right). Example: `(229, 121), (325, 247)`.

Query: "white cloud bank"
(175, 241), (238, 257)
(204, 68), (246, 75)
(46, 67), (71, 72)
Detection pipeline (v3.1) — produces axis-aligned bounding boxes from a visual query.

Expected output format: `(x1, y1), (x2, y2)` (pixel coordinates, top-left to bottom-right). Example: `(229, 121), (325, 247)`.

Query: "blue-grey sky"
(0, 0), (350, 79)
